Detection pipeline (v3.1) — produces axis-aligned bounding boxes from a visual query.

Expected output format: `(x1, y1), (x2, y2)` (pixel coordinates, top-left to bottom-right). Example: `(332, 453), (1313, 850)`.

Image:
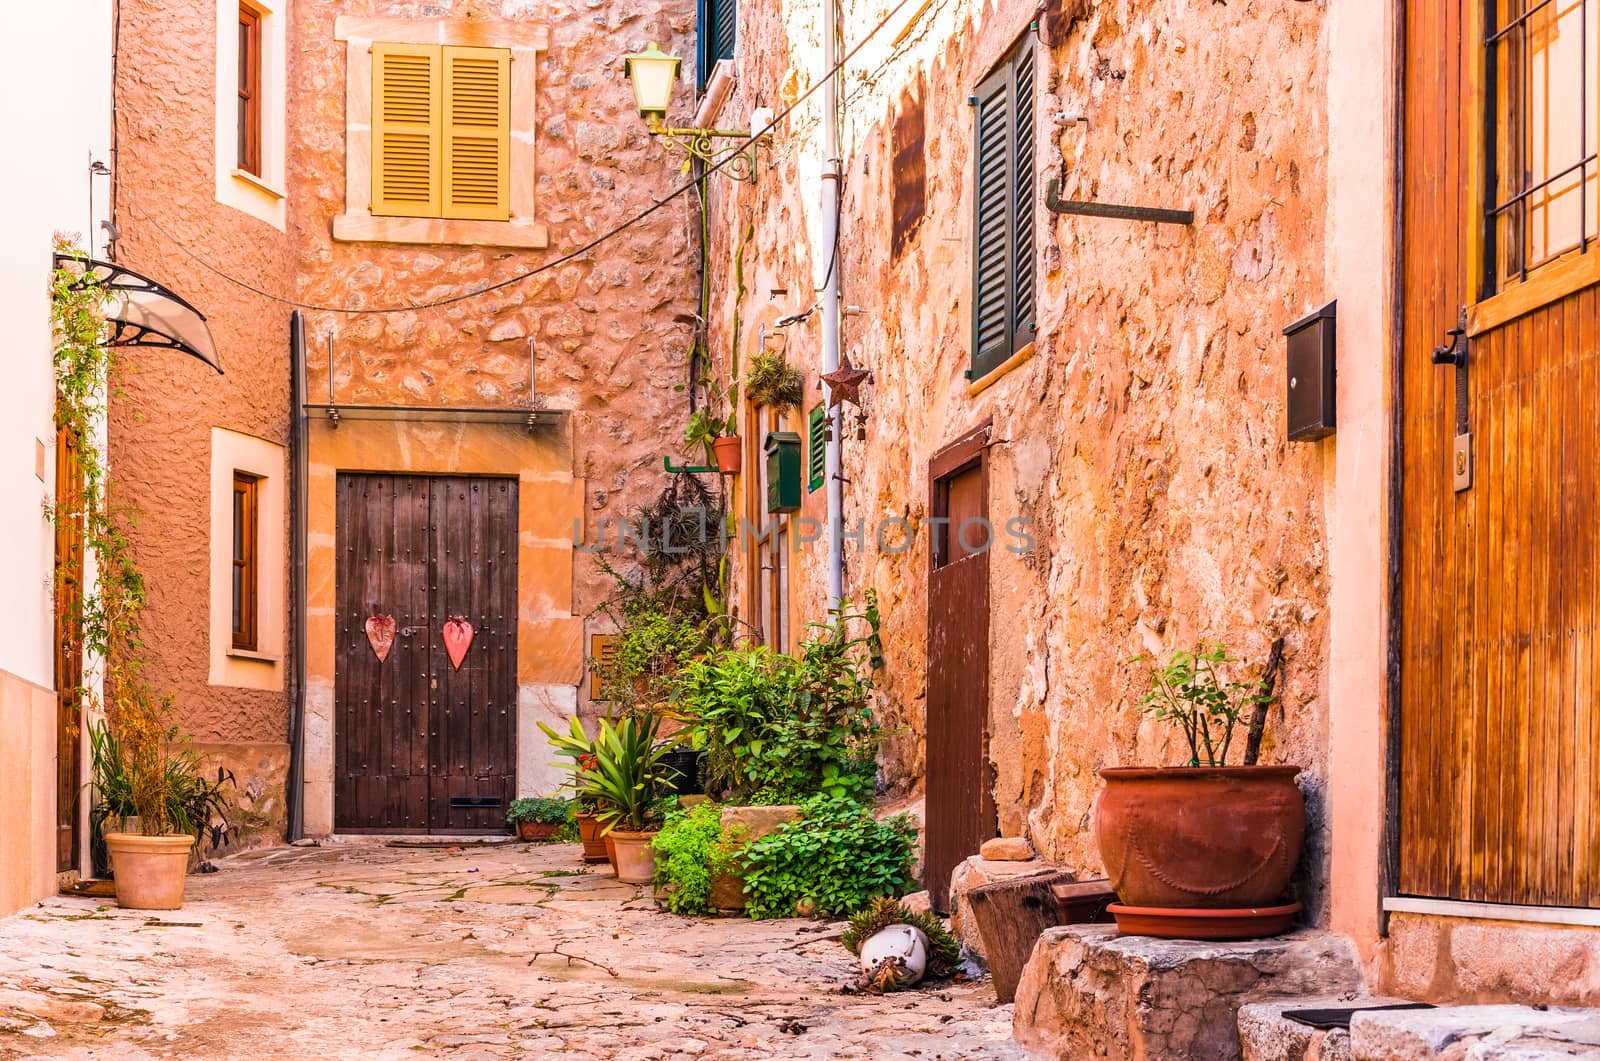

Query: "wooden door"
(926, 425), (997, 913)
(1399, 0), (1599, 905)
(335, 474), (518, 833)
(53, 426), (84, 873)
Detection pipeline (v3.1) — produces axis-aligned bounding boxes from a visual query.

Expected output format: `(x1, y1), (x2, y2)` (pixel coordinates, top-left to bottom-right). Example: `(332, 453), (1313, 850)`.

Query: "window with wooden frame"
(372, 42), (511, 221)
(237, 4), (263, 175)
(1478, 0), (1598, 320)
(970, 36), (1036, 381)
(231, 472), (261, 651)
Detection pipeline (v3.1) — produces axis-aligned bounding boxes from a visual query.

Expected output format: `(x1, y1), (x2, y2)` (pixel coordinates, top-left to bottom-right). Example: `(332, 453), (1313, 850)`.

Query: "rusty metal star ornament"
(820, 354), (870, 408)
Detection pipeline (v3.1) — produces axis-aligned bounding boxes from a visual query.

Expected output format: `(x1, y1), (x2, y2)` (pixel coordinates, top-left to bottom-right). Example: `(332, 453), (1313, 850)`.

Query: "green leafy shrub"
(506, 796), (570, 826)
(651, 801), (739, 915)
(1134, 642), (1271, 767)
(580, 712), (678, 833)
(672, 611), (877, 803)
(740, 795), (917, 919)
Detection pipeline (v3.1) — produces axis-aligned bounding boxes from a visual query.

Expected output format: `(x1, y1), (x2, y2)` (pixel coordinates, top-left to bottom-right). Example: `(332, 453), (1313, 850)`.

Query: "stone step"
(1239, 995), (1415, 1061)
(1012, 924), (1364, 1060)
(1348, 1005), (1600, 1059)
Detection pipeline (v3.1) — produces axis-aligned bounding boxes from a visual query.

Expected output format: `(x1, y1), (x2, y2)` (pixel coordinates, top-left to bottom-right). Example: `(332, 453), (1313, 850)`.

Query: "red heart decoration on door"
(364, 614), (397, 663)
(442, 616), (474, 671)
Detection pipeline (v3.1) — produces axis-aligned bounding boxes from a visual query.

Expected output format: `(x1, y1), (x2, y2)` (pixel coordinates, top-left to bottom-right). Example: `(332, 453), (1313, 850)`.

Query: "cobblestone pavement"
(0, 839), (1022, 1060)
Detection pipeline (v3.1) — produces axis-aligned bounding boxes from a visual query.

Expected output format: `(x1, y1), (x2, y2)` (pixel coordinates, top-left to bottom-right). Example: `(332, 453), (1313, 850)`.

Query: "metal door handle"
(1431, 312), (1467, 367)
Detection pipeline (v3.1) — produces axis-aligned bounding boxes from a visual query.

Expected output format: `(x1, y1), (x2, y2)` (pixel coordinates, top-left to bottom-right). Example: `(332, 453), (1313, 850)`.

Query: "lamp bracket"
(646, 116), (769, 183)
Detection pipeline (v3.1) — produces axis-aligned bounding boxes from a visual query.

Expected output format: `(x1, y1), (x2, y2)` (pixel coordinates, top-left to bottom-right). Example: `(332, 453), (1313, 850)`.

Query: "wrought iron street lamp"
(622, 42), (766, 183)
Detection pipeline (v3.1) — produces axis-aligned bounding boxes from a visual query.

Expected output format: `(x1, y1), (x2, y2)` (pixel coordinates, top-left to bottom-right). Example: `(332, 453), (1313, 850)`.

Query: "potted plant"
(538, 717), (611, 863)
(581, 711), (678, 884)
(1094, 642), (1303, 940)
(90, 689), (234, 911)
(683, 376), (741, 475)
(506, 796), (570, 842)
(745, 352), (805, 414)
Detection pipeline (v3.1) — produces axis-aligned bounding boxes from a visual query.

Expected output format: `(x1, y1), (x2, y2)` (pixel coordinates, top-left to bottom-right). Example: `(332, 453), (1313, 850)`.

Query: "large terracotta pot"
(105, 833), (194, 911)
(516, 821), (560, 842)
(609, 830), (659, 885)
(575, 812), (609, 863)
(1094, 766), (1304, 909)
(711, 435), (742, 475)
(604, 832), (619, 872)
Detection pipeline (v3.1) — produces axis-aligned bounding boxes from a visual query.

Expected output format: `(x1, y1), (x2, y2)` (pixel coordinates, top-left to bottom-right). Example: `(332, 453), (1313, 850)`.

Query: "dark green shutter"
(969, 38), (1036, 381)
(971, 71), (1012, 378)
(1011, 44), (1036, 355)
(807, 403), (826, 493)
(698, 0), (736, 90)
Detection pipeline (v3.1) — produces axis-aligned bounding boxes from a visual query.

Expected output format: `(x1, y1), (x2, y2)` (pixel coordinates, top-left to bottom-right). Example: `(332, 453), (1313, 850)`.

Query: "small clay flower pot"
(575, 812), (609, 863)
(1094, 765), (1304, 936)
(609, 830), (659, 885)
(712, 435), (742, 475)
(516, 820), (560, 842)
(105, 833), (195, 911)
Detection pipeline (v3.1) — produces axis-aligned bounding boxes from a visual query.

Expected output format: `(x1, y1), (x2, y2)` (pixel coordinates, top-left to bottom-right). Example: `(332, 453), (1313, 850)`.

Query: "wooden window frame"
(1469, 0), (1600, 335)
(232, 471), (261, 651)
(237, 3), (263, 176)
(969, 34), (1037, 382)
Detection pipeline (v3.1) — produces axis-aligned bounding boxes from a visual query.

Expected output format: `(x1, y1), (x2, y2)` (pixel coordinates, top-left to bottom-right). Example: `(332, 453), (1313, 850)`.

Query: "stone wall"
(113, 0), (297, 745)
(704, 0), (1334, 916)
(290, 0), (704, 631)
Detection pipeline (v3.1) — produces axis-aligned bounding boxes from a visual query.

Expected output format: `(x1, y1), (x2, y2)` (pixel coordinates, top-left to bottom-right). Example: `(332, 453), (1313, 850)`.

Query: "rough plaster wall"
(112, 0), (295, 744)
(291, 0), (703, 634)
(708, 0), (1333, 919)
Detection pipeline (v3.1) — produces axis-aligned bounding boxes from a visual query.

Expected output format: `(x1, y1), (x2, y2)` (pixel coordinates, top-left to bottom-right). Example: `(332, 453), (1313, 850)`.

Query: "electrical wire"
(127, 0), (920, 317)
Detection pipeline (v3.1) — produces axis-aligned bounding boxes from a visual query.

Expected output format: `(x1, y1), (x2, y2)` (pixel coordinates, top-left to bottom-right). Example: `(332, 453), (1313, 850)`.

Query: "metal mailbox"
(764, 430), (802, 514)
(1284, 301), (1336, 442)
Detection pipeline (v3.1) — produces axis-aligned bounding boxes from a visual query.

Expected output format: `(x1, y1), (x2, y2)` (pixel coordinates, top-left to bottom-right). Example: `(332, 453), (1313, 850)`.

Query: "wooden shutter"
(969, 40), (1037, 381)
(442, 45), (511, 221)
(1010, 44), (1036, 354)
(971, 68), (1013, 378)
(372, 42), (441, 218)
(807, 403), (826, 493)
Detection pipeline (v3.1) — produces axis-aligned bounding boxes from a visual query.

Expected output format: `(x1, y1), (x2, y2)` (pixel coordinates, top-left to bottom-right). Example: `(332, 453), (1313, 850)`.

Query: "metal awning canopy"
(53, 253), (223, 374)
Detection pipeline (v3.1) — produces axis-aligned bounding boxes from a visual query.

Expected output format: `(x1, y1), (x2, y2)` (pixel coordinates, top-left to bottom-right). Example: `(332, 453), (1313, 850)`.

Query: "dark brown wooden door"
(926, 425), (997, 913)
(335, 474), (518, 833)
(1399, 0), (1599, 904)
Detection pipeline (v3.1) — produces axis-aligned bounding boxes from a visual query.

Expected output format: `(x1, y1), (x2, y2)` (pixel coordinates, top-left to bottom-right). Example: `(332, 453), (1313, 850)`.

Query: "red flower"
(578, 753), (599, 771)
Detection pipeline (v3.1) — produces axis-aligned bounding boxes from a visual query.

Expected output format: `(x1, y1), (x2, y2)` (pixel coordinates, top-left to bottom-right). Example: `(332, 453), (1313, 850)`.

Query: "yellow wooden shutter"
(372, 42), (441, 218)
(441, 45), (511, 221)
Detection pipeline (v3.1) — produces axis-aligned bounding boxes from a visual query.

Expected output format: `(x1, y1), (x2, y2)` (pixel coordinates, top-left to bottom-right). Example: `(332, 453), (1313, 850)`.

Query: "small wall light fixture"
(623, 42), (768, 183)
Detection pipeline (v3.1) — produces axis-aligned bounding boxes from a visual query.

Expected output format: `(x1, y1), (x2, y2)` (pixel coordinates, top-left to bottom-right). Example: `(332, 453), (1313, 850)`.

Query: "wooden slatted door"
(926, 426), (997, 913)
(1399, 0), (1600, 905)
(335, 474), (518, 833)
(54, 426), (84, 872)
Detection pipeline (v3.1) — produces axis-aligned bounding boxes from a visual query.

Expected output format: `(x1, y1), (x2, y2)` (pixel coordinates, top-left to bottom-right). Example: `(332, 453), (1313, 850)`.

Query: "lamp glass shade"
(623, 42), (681, 117)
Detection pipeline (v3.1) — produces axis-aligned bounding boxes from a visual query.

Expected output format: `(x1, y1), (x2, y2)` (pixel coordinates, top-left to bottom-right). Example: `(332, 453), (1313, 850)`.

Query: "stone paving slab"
(0, 839), (1021, 1060)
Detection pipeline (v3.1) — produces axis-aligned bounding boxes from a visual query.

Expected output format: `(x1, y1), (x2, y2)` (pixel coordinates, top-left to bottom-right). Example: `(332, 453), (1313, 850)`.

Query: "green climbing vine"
(48, 236), (147, 689)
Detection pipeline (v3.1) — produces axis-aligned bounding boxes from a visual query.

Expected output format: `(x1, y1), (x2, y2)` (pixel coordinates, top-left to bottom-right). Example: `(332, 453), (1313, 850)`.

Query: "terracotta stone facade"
(702, 0), (1332, 914)
(113, 0), (701, 839)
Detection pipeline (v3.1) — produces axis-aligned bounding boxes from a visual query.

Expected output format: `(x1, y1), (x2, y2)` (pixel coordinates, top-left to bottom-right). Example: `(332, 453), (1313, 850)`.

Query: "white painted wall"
(0, 2), (112, 688)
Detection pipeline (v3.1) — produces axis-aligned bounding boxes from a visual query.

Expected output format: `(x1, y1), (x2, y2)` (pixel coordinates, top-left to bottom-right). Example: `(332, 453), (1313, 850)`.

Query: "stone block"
(708, 805), (802, 913)
(1013, 925), (1364, 1060)
(1239, 996), (1415, 1061)
(1349, 1005), (1600, 1060)
(981, 837), (1037, 861)
(949, 855), (1062, 964)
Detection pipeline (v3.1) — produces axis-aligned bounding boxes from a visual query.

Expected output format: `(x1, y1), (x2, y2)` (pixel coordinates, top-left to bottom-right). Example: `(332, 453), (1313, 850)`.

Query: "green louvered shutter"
(971, 68), (1012, 379)
(807, 404), (826, 493)
(970, 39), (1036, 382)
(1010, 44), (1036, 356)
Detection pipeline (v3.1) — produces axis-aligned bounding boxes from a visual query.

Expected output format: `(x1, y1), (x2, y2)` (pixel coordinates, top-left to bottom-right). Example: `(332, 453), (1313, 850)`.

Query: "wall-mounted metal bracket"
(1045, 178), (1194, 226)
(663, 456), (717, 474)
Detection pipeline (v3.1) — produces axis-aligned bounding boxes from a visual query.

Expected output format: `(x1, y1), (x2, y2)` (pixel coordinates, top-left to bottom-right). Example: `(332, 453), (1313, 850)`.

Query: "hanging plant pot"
(712, 435), (743, 475)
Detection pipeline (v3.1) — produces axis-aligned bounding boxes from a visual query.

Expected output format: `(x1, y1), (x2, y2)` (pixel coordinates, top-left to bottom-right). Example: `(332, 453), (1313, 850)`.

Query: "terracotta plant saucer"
(1107, 901), (1301, 941)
